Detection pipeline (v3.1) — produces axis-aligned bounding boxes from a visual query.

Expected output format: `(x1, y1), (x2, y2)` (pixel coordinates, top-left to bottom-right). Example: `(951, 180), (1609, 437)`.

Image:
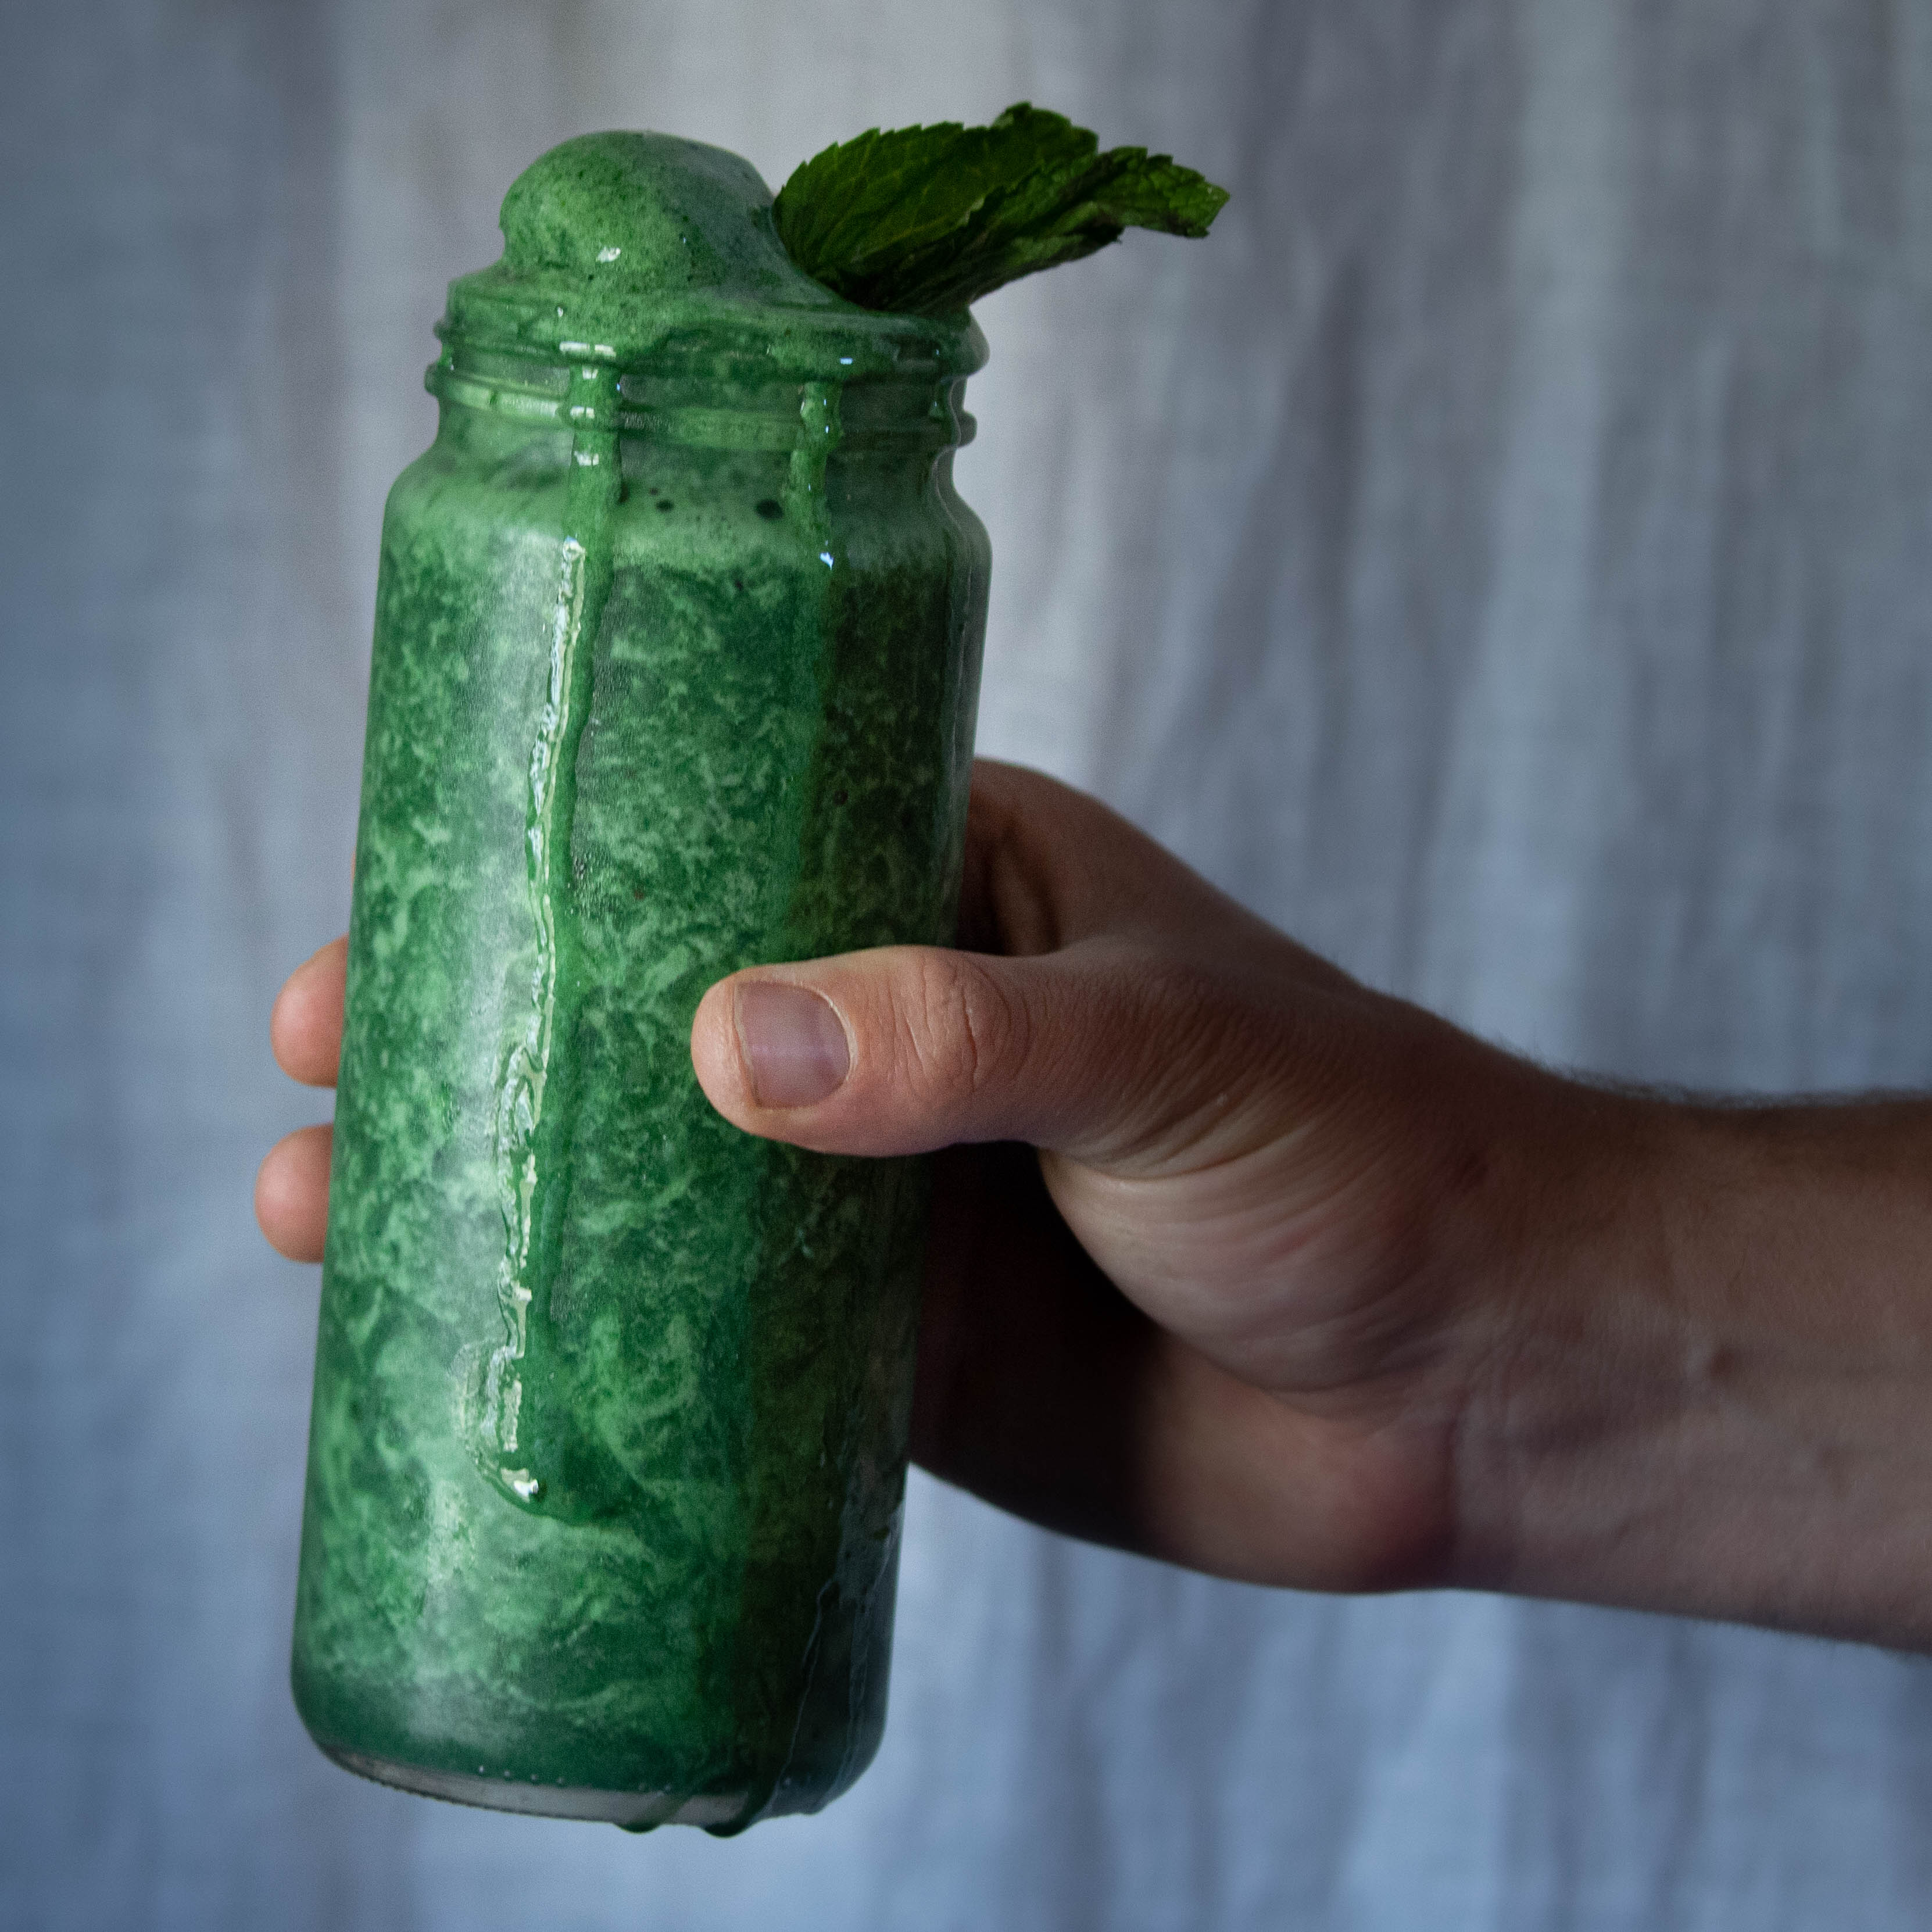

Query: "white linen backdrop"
(8, 1), (1932, 1925)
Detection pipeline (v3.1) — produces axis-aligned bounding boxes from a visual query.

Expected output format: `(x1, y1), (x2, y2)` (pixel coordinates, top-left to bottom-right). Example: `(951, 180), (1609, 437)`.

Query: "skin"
(260, 760), (1932, 1652)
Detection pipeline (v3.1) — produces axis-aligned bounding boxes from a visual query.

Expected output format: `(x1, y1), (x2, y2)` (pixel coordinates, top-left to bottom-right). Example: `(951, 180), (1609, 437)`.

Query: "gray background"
(8, 1), (1932, 1926)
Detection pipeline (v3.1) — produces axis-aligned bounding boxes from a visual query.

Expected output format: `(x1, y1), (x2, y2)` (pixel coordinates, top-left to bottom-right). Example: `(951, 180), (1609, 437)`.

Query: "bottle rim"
(427, 337), (977, 453)
(440, 259), (987, 380)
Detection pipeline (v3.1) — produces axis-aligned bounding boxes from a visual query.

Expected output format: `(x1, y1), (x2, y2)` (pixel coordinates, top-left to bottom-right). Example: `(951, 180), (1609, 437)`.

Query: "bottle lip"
(427, 339), (979, 453)
(439, 259), (988, 385)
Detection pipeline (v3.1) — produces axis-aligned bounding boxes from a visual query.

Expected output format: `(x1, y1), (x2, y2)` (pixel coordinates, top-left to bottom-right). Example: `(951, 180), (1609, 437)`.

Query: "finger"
(255, 1124), (332, 1261)
(960, 764), (1361, 1008)
(959, 759), (1244, 955)
(271, 937), (347, 1086)
(691, 935), (1327, 1172)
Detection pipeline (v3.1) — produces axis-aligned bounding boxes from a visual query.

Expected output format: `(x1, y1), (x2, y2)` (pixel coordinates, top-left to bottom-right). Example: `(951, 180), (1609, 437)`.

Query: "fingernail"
(735, 981), (850, 1108)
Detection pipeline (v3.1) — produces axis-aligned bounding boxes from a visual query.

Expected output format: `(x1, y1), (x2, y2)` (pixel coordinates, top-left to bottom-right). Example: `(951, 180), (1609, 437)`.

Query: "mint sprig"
(773, 103), (1228, 316)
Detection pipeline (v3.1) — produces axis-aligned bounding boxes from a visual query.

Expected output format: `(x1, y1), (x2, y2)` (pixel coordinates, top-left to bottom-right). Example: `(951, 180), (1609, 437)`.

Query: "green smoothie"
(291, 133), (988, 1830)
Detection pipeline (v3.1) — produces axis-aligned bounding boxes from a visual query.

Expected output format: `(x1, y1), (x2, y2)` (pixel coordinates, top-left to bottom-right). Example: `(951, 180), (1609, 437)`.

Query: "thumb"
(690, 940), (1262, 1169)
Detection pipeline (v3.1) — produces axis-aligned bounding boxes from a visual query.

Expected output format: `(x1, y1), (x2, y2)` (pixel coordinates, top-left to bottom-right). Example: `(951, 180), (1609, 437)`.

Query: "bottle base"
(321, 1743), (748, 1830)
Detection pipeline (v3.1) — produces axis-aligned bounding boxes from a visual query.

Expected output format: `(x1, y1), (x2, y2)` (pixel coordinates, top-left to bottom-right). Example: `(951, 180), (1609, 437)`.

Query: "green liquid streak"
(479, 366), (632, 1522)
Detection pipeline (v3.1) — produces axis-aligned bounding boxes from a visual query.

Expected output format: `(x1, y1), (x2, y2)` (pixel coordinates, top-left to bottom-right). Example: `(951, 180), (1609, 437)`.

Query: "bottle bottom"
(321, 1743), (749, 1831)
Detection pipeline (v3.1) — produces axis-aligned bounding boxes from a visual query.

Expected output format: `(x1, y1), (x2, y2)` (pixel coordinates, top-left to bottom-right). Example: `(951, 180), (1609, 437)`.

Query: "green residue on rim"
(441, 132), (985, 381)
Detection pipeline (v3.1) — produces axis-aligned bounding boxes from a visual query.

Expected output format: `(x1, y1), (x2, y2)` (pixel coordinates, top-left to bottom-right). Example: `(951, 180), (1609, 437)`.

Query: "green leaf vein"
(774, 103), (1228, 315)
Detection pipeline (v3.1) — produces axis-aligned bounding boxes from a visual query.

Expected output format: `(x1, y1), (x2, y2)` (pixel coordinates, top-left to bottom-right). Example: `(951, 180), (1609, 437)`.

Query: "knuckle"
(897, 950), (1028, 1111)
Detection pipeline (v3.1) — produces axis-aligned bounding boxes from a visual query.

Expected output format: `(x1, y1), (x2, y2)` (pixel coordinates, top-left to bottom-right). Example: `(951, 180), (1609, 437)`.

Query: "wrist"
(1447, 1084), (1932, 1646)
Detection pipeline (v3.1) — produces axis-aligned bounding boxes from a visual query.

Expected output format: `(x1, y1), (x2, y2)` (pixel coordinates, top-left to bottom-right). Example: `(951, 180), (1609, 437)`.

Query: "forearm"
(1450, 1090), (1932, 1648)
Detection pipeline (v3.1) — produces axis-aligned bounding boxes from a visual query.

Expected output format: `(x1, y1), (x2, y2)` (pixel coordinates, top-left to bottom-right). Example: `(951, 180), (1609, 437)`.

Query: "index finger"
(957, 762), (1362, 1002)
(957, 760), (1176, 956)
(958, 760), (1269, 958)
(271, 936), (347, 1086)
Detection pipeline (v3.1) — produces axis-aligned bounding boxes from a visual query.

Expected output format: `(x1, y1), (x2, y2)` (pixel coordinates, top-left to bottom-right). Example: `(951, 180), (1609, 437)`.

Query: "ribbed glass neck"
(427, 337), (976, 455)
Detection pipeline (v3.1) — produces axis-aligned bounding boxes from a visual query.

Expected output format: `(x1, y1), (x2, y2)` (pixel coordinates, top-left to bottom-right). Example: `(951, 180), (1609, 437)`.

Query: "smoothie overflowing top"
(441, 131), (981, 380)
(498, 132), (828, 302)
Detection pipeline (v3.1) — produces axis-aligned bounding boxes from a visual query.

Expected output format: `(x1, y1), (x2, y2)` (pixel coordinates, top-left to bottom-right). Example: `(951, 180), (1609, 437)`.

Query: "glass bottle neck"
(428, 337), (974, 456)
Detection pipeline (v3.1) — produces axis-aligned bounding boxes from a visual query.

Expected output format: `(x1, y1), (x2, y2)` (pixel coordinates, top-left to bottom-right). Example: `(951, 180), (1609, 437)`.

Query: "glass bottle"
(290, 132), (989, 1831)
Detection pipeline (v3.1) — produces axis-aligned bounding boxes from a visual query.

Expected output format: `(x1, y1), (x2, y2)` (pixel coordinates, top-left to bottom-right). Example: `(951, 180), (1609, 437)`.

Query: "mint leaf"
(774, 103), (1228, 316)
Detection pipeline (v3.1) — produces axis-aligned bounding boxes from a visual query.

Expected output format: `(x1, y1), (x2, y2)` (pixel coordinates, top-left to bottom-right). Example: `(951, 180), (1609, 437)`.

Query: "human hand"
(263, 761), (1932, 1645)
(689, 760), (1605, 1594)
(260, 761), (1533, 1591)
(689, 763), (1932, 1646)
